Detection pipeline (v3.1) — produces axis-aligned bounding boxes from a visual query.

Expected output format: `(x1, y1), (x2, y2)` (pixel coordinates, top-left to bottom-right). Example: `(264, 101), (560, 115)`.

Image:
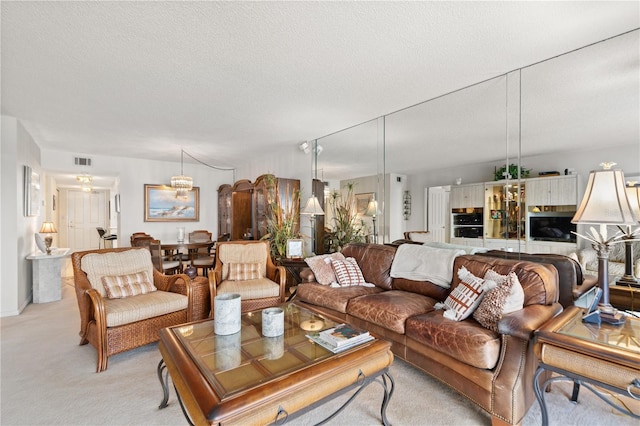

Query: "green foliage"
(325, 182), (367, 252)
(261, 178), (300, 259)
(494, 164), (530, 181)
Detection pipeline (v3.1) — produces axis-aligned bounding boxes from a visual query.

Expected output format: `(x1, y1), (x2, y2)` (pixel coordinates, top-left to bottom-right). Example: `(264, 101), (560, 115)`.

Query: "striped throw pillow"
(101, 272), (156, 299)
(330, 257), (366, 286)
(227, 263), (261, 281)
(442, 266), (490, 321)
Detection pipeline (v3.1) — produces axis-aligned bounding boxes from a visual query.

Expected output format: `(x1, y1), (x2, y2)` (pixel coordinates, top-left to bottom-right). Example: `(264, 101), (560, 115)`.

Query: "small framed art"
(286, 239), (304, 259)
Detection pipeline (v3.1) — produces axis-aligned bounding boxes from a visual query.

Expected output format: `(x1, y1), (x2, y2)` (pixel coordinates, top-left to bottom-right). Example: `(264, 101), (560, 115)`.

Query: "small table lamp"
(301, 195), (325, 255)
(39, 222), (58, 255)
(617, 183), (640, 287)
(572, 162), (640, 324)
(365, 197), (379, 244)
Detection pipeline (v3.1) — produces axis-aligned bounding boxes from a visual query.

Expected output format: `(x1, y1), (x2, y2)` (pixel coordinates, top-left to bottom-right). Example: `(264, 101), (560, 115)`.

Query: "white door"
(67, 190), (107, 251)
(427, 186), (450, 243)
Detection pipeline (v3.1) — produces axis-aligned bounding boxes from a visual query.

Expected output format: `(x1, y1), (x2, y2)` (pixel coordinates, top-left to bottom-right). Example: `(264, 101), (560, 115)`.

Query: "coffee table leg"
(380, 372), (395, 426)
(157, 359), (170, 409)
(533, 366), (549, 426)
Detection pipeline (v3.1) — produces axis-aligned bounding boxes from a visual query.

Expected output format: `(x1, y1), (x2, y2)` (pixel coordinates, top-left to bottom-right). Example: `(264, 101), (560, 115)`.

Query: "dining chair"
(132, 238), (181, 275)
(189, 230), (215, 276)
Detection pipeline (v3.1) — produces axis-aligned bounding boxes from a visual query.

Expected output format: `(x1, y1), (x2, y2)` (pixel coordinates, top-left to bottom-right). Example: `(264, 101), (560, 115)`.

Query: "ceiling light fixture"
(171, 149), (193, 198)
(76, 174), (93, 184)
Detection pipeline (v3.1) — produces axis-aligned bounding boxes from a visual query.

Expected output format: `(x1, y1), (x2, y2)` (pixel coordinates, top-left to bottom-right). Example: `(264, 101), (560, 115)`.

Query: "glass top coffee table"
(157, 302), (394, 425)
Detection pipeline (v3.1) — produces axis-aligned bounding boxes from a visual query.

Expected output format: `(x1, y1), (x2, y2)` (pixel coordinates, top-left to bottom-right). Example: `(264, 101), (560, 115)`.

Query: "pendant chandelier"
(171, 149), (193, 198)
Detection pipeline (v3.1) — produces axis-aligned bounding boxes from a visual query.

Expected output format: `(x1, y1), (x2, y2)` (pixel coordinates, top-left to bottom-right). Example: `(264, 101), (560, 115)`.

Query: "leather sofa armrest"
(299, 267), (317, 283)
(497, 303), (563, 340)
(573, 275), (598, 300)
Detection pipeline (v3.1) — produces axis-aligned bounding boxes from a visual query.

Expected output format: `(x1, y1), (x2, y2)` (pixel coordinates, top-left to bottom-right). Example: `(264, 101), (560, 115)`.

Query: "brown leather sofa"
(296, 243), (562, 425)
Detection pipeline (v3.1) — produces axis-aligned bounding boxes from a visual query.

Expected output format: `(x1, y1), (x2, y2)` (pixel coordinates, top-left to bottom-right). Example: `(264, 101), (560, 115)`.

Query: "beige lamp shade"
(39, 222), (57, 234)
(301, 196), (325, 216)
(572, 167), (639, 225)
(365, 199), (378, 217)
(625, 184), (640, 223)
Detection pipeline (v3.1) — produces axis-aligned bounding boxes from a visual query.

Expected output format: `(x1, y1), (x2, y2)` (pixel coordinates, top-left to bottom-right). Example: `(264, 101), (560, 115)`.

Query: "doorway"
(64, 189), (109, 252)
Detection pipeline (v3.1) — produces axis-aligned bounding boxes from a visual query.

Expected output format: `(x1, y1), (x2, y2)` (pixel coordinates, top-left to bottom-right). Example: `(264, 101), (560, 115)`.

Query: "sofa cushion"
(81, 249), (155, 297)
(104, 291), (187, 327)
(473, 270), (524, 331)
(101, 271), (156, 299)
(347, 290), (437, 334)
(304, 252), (346, 285)
(331, 257), (367, 286)
(406, 310), (501, 370)
(341, 244), (396, 290)
(219, 244), (267, 280)
(439, 266), (490, 321)
(217, 278), (280, 300)
(296, 282), (382, 314)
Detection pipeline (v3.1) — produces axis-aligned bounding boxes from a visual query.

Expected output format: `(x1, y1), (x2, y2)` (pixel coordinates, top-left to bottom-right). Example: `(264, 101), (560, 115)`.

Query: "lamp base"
(44, 235), (53, 255)
(616, 275), (640, 288)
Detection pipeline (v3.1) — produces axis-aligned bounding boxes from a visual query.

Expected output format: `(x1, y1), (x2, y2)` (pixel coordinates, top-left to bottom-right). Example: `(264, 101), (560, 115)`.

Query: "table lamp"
(39, 222), (58, 255)
(617, 183), (640, 287)
(572, 162), (640, 324)
(301, 195), (325, 255)
(365, 196), (379, 244)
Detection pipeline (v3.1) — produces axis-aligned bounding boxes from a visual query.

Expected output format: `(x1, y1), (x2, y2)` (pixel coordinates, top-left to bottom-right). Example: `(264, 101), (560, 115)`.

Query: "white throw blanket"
(390, 244), (465, 288)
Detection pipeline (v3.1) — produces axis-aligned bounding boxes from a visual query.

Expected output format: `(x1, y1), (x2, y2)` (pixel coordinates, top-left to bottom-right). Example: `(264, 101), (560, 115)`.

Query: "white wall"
(1, 116), (43, 316)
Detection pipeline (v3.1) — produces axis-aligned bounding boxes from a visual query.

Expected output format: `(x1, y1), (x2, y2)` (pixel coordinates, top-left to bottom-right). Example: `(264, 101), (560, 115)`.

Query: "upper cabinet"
(526, 175), (578, 207)
(450, 183), (485, 209)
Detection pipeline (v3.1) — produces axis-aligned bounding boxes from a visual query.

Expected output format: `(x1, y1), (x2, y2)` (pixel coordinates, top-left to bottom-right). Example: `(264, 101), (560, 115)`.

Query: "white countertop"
(27, 248), (71, 260)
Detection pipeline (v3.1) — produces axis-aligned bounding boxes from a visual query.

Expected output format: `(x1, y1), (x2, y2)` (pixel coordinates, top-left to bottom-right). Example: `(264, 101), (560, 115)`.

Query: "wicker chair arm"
(274, 265), (287, 302)
(85, 288), (108, 338)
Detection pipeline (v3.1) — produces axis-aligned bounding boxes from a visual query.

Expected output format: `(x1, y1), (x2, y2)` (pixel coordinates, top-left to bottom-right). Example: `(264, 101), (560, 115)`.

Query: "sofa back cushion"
(451, 255), (559, 306)
(476, 250), (580, 307)
(341, 243), (395, 290)
(218, 242), (267, 281)
(81, 248), (155, 297)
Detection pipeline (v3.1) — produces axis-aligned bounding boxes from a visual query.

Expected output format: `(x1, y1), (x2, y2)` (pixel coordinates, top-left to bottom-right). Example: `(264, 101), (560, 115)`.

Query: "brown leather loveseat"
(296, 243), (562, 425)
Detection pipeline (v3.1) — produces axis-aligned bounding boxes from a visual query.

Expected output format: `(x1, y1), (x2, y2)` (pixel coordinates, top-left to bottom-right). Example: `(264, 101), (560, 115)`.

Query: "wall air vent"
(74, 157), (92, 166)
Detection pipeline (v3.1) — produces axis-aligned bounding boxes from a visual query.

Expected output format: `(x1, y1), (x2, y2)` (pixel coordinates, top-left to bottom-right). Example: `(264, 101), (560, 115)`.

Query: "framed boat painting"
(144, 184), (200, 222)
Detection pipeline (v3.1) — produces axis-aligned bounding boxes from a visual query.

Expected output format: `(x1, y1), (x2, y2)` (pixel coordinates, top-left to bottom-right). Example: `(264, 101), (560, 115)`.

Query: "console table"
(26, 248), (70, 303)
(533, 306), (640, 425)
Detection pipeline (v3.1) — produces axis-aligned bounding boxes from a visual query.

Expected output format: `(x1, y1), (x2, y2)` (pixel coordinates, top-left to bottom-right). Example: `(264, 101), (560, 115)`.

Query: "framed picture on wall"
(23, 165), (41, 217)
(144, 184), (200, 222)
(355, 192), (373, 215)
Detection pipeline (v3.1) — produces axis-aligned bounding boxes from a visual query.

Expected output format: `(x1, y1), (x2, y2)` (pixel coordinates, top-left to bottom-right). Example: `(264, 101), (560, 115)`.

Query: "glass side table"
(533, 306), (640, 425)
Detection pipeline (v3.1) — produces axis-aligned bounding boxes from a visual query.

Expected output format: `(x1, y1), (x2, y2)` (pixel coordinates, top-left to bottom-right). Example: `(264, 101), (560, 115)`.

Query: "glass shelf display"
(485, 182), (526, 241)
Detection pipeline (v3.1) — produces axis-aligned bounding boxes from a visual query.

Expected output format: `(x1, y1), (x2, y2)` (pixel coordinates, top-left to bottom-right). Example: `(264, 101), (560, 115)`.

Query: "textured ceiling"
(2, 2), (639, 181)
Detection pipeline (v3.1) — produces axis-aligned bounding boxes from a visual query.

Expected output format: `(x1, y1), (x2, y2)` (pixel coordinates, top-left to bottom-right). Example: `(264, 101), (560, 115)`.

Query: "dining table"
(160, 240), (215, 271)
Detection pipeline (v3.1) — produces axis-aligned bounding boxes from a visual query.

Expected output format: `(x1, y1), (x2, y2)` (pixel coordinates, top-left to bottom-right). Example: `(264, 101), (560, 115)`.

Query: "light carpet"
(1, 279), (638, 425)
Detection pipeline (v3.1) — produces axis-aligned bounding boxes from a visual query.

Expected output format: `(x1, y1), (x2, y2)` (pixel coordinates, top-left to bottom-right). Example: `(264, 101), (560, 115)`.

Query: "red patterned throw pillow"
(330, 257), (366, 286)
(441, 266), (490, 321)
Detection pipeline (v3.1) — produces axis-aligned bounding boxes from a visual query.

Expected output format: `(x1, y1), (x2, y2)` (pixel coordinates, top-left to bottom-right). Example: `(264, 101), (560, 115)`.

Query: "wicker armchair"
(208, 241), (286, 313)
(71, 247), (210, 372)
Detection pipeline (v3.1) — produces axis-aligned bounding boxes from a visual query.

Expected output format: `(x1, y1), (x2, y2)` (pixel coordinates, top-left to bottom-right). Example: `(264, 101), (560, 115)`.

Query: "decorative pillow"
(439, 266), (490, 321)
(304, 252), (346, 285)
(101, 272), (156, 299)
(330, 257), (366, 286)
(227, 263), (261, 281)
(473, 269), (525, 331)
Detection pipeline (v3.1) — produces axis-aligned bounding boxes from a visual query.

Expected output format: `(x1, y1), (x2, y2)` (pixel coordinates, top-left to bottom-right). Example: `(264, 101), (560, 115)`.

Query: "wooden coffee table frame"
(157, 305), (394, 425)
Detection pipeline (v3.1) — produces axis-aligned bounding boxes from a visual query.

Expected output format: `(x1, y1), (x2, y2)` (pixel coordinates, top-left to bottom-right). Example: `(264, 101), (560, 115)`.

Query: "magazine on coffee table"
(306, 323), (373, 353)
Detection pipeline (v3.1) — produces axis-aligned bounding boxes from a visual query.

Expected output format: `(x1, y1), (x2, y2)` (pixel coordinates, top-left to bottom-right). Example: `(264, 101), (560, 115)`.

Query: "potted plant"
(494, 164), (531, 181)
(324, 182), (367, 252)
(261, 181), (301, 260)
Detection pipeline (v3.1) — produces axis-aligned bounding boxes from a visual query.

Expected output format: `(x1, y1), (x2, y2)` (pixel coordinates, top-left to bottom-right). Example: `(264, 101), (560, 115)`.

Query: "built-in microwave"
(529, 212), (576, 243)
